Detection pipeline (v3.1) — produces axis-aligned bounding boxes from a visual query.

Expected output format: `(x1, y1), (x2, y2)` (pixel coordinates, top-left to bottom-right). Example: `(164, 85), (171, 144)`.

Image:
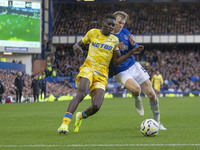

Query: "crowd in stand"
(51, 45), (200, 92)
(51, 2), (200, 93)
(54, 45), (87, 78)
(44, 45), (87, 78)
(136, 46), (200, 92)
(0, 45), (199, 102)
(0, 69), (76, 102)
(53, 3), (200, 35)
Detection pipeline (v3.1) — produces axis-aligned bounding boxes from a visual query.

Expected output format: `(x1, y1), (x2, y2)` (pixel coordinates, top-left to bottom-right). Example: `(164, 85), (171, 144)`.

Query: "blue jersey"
(109, 28), (138, 78)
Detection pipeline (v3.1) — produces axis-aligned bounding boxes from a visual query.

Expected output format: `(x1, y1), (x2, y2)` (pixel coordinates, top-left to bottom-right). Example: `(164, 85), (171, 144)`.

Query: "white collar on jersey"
(111, 31), (120, 35)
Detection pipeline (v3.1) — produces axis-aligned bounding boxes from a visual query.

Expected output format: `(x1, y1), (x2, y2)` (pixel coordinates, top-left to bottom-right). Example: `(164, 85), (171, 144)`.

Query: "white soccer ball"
(140, 119), (159, 136)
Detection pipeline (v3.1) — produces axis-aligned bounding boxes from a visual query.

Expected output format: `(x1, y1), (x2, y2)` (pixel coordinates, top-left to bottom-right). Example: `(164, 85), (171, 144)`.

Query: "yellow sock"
(78, 111), (87, 120)
(62, 112), (72, 125)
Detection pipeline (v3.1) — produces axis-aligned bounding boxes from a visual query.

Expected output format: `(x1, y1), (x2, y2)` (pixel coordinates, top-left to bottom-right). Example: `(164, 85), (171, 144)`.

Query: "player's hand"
(131, 45), (144, 55)
(118, 42), (125, 51)
(129, 34), (135, 46)
(73, 43), (83, 57)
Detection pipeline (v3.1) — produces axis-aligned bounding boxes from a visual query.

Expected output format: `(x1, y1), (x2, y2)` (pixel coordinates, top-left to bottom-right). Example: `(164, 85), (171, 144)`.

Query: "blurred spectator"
(31, 75), (40, 102)
(14, 71), (25, 103)
(52, 44), (200, 93)
(136, 46), (200, 92)
(0, 69), (76, 101)
(0, 80), (5, 104)
(0, 55), (6, 62)
(53, 3), (200, 35)
(39, 75), (47, 99)
(65, 80), (72, 89)
(53, 45), (86, 78)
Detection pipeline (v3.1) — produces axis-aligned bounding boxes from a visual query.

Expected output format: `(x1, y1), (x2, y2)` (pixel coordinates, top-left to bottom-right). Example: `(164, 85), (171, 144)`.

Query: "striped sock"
(78, 111), (88, 120)
(133, 95), (142, 102)
(62, 112), (72, 125)
(150, 99), (160, 123)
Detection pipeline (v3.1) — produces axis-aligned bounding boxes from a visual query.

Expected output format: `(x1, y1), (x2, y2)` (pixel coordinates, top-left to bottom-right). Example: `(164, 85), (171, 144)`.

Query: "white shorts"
(114, 62), (150, 88)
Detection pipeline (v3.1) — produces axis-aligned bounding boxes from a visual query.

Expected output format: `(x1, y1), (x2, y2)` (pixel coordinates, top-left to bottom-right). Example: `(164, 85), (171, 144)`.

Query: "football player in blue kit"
(109, 11), (166, 130)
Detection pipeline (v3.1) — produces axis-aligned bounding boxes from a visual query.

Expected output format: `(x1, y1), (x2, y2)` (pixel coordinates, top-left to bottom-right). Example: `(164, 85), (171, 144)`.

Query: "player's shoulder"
(153, 74), (157, 77)
(87, 28), (99, 35)
(121, 28), (131, 34)
(110, 34), (119, 43)
(91, 28), (100, 33)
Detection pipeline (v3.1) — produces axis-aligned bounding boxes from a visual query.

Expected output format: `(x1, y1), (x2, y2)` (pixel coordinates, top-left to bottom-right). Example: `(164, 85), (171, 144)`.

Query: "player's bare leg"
(85, 88), (105, 116)
(74, 88), (105, 132)
(67, 77), (90, 114)
(140, 79), (167, 130)
(58, 77), (90, 135)
(125, 78), (144, 116)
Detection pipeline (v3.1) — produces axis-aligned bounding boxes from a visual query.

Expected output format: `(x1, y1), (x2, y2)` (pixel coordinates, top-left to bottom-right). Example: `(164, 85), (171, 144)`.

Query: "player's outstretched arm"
(131, 45), (144, 55)
(118, 42), (125, 51)
(73, 41), (84, 57)
(129, 34), (135, 46)
(113, 45), (143, 66)
(129, 34), (144, 54)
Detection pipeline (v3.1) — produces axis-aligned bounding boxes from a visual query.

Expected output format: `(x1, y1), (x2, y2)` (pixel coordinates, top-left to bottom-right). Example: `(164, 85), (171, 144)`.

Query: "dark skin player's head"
(101, 14), (116, 36)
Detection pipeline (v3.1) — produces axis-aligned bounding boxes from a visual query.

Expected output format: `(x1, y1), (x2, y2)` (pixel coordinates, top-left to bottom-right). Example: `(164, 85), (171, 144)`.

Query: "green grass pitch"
(0, 14), (40, 42)
(0, 97), (200, 150)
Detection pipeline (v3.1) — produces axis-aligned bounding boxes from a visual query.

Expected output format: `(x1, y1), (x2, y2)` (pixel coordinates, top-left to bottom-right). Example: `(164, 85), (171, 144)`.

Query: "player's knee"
(131, 86), (141, 96)
(76, 90), (87, 99)
(148, 91), (156, 100)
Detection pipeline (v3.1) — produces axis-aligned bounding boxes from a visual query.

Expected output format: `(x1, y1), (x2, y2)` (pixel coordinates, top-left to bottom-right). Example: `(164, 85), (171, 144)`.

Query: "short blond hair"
(113, 11), (129, 21)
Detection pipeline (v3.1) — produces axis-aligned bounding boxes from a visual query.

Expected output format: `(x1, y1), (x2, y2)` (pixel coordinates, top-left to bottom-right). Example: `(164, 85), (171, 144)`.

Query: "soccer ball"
(140, 119), (159, 136)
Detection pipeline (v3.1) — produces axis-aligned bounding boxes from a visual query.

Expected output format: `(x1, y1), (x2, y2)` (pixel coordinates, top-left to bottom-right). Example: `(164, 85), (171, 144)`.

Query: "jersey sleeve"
(81, 29), (92, 44)
(129, 40), (139, 50)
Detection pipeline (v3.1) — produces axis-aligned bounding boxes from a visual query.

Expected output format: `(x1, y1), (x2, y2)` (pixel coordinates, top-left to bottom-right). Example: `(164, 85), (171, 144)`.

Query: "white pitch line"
(0, 144), (200, 147)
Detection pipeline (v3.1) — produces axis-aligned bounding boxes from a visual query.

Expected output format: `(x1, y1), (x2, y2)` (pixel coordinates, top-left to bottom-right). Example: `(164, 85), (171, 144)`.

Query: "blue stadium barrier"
(189, 77), (200, 82)
(45, 77), (200, 95)
(45, 76), (71, 83)
(0, 62), (25, 72)
(160, 91), (200, 94)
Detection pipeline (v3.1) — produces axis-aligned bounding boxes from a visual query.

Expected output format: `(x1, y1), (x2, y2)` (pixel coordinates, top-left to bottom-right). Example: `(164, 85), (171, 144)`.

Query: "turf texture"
(0, 97), (200, 150)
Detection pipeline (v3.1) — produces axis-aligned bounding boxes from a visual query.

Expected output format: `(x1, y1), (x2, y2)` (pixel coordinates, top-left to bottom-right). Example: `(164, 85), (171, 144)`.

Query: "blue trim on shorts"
(95, 71), (107, 78)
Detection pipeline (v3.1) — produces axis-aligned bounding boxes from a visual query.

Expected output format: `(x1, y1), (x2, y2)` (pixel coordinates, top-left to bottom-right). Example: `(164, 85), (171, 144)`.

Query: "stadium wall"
(0, 62), (25, 72)
(0, 53), (32, 74)
(52, 35), (200, 44)
(32, 59), (46, 75)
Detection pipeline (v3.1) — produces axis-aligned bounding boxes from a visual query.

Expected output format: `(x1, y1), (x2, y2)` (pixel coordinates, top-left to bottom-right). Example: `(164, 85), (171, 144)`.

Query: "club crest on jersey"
(121, 45), (129, 51)
(124, 35), (128, 40)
